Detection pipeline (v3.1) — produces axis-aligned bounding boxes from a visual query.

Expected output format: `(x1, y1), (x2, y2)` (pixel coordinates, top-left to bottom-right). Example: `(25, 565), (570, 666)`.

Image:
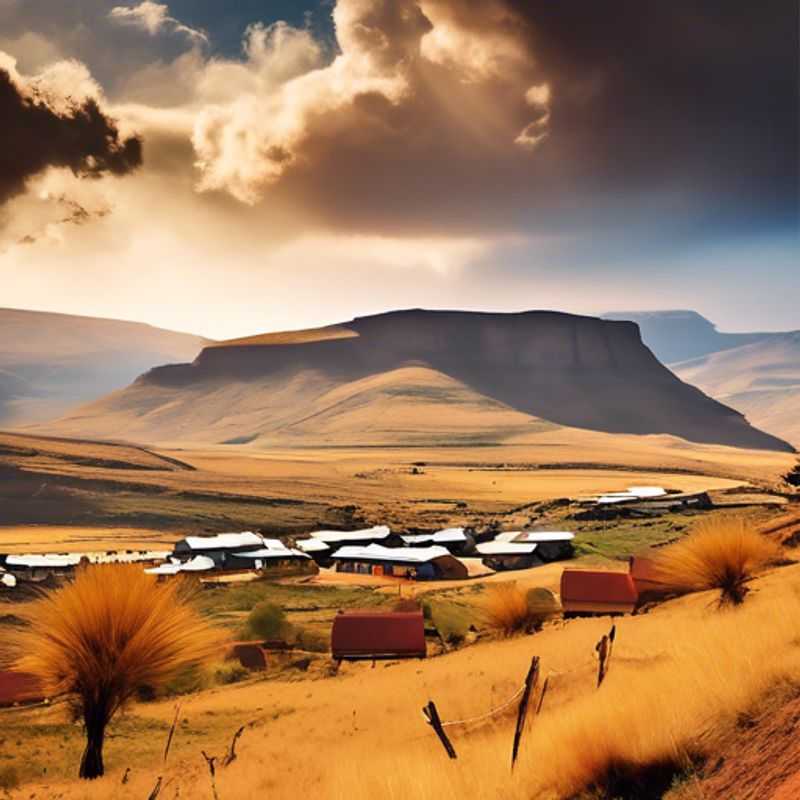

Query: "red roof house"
(560, 569), (638, 616)
(0, 671), (44, 707)
(331, 610), (426, 660)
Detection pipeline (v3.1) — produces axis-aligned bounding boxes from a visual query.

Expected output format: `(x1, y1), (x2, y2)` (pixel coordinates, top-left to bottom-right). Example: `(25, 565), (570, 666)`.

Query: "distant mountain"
(38, 309), (793, 452)
(601, 310), (778, 364)
(603, 310), (799, 448)
(0, 308), (209, 426)
(671, 333), (800, 447)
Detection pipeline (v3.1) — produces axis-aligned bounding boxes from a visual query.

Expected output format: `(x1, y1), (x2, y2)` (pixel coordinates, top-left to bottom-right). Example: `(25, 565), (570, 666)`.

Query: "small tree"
(247, 601), (292, 641)
(653, 516), (780, 606)
(13, 564), (225, 779)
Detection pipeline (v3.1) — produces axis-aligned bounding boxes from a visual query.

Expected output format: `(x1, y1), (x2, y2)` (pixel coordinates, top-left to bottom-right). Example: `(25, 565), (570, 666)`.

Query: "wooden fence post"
(596, 623), (616, 687)
(511, 655), (540, 770)
(422, 700), (458, 759)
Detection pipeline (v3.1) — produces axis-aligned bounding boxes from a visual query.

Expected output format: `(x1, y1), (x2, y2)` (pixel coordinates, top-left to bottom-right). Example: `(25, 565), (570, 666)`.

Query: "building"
(629, 554), (671, 603)
(2, 553), (82, 582)
(294, 537), (332, 566)
(401, 527), (475, 555)
(225, 539), (310, 570)
(492, 531), (575, 562)
(329, 543), (468, 580)
(560, 569), (638, 616)
(331, 610), (426, 660)
(171, 532), (266, 568)
(308, 525), (405, 549)
(0, 671), (44, 707)
(475, 540), (542, 571)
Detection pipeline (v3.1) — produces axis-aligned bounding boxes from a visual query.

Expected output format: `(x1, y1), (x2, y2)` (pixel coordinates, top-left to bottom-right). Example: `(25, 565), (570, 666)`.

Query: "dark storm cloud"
(208, 0), (797, 242)
(0, 67), (142, 206)
(506, 0), (799, 235)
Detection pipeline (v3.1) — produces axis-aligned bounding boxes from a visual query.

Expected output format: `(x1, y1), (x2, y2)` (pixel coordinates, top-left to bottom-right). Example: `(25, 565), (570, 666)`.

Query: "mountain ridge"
(37, 309), (793, 452)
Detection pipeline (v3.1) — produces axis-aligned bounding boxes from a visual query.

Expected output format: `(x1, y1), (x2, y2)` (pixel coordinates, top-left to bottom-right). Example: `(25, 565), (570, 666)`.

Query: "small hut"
(171, 532), (266, 569)
(309, 525), (405, 549)
(629, 555), (671, 603)
(0, 671), (44, 707)
(401, 527), (475, 555)
(492, 531), (575, 562)
(560, 569), (638, 616)
(475, 540), (542, 571)
(331, 610), (426, 660)
(329, 544), (468, 580)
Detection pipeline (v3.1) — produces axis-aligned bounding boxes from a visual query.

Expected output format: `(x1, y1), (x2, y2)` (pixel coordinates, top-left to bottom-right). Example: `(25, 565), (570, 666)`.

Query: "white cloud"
(109, 2), (207, 44)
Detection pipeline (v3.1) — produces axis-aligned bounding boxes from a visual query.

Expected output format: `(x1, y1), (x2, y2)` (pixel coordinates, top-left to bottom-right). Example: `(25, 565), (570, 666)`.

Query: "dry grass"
(10, 565), (226, 778)
(483, 583), (558, 636)
(653, 516), (781, 605)
(7, 565), (800, 799)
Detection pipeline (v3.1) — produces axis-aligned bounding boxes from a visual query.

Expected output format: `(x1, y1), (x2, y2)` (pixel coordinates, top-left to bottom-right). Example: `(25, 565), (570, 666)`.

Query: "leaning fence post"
(422, 700), (457, 759)
(511, 655), (540, 770)
(596, 623), (616, 687)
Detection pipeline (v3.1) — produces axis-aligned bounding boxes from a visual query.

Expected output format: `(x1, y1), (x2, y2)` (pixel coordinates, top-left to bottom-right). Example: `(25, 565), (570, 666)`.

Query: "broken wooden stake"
(146, 776), (162, 800)
(221, 725), (245, 767)
(163, 703), (181, 763)
(201, 751), (220, 800)
(535, 675), (549, 716)
(511, 655), (540, 770)
(596, 623), (616, 687)
(422, 700), (457, 759)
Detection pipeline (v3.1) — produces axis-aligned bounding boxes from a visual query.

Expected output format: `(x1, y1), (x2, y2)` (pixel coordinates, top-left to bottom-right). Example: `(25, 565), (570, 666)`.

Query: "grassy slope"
(4, 552), (800, 799)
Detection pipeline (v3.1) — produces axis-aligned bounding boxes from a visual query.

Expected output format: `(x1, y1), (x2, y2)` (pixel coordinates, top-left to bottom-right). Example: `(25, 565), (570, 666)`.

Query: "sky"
(0, 0), (797, 340)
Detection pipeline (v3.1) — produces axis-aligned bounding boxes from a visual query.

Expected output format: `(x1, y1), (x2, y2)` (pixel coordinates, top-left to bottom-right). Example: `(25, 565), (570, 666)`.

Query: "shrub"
(0, 765), (19, 791)
(214, 662), (250, 685)
(12, 564), (225, 779)
(294, 627), (329, 653)
(483, 583), (558, 637)
(247, 602), (293, 641)
(653, 516), (780, 606)
(427, 600), (470, 645)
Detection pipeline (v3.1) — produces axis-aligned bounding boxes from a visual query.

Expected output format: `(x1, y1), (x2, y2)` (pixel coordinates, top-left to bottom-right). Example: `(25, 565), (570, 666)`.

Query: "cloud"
(109, 2), (207, 44)
(188, 0), (548, 211)
(0, 52), (142, 209)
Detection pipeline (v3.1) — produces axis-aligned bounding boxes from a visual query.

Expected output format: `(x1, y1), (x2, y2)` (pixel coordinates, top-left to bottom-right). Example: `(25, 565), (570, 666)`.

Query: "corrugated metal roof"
(177, 555), (216, 572)
(495, 531), (574, 543)
(476, 541), (538, 555)
(560, 569), (638, 612)
(310, 525), (391, 543)
(401, 528), (467, 545)
(183, 532), (264, 550)
(234, 547), (310, 560)
(331, 611), (426, 659)
(295, 538), (330, 552)
(5, 554), (81, 568)
(330, 543), (451, 563)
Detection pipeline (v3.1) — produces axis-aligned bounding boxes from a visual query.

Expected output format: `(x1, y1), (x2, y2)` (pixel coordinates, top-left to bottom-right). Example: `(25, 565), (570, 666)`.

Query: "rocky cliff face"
(43, 310), (795, 451)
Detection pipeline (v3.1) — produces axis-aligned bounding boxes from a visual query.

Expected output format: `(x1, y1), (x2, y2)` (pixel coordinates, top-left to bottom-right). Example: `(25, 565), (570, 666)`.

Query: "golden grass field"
(4, 557), (800, 799)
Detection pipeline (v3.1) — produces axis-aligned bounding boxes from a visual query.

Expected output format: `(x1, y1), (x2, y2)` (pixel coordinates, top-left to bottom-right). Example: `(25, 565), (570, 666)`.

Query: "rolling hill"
(0, 307), (209, 425)
(604, 311), (799, 448)
(671, 333), (800, 447)
(38, 309), (793, 452)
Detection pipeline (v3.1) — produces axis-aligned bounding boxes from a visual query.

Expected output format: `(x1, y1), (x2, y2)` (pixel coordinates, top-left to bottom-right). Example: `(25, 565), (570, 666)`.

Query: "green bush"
(161, 663), (210, 697)
(214, 663), (250, 685)
(294, 627), (329, 653)
(247, 602), (293, 641)
(428, 600), (470, 645)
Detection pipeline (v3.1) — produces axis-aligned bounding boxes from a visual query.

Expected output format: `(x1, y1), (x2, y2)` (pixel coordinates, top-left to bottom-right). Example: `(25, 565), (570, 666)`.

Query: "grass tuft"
(483, 583), (558, 637)
(653, 516), (780, 605)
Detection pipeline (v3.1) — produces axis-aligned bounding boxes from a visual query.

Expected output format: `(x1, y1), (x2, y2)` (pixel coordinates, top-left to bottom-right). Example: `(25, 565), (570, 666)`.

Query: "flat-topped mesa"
(146, 310), (652, 382)
(134, 310), (793, 452)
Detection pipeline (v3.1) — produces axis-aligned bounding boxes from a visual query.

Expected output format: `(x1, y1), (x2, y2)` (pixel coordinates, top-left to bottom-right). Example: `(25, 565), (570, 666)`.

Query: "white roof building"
(401, 528), (467, 546)
(180, 532), (265, 550)
(310, 525), (392, 544)
(475, 541), (538, 556)
(5, 553), (82, 568)
(330, 543), (451, 563)
(295, 538), (330, 553)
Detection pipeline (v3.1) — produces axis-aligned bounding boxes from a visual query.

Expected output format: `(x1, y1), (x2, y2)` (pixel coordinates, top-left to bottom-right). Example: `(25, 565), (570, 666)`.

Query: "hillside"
(671, 333), (800, 447)
(0, 308), (209, 426)
(39, 310), (793, 452)
(601, 310), (783, 363)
